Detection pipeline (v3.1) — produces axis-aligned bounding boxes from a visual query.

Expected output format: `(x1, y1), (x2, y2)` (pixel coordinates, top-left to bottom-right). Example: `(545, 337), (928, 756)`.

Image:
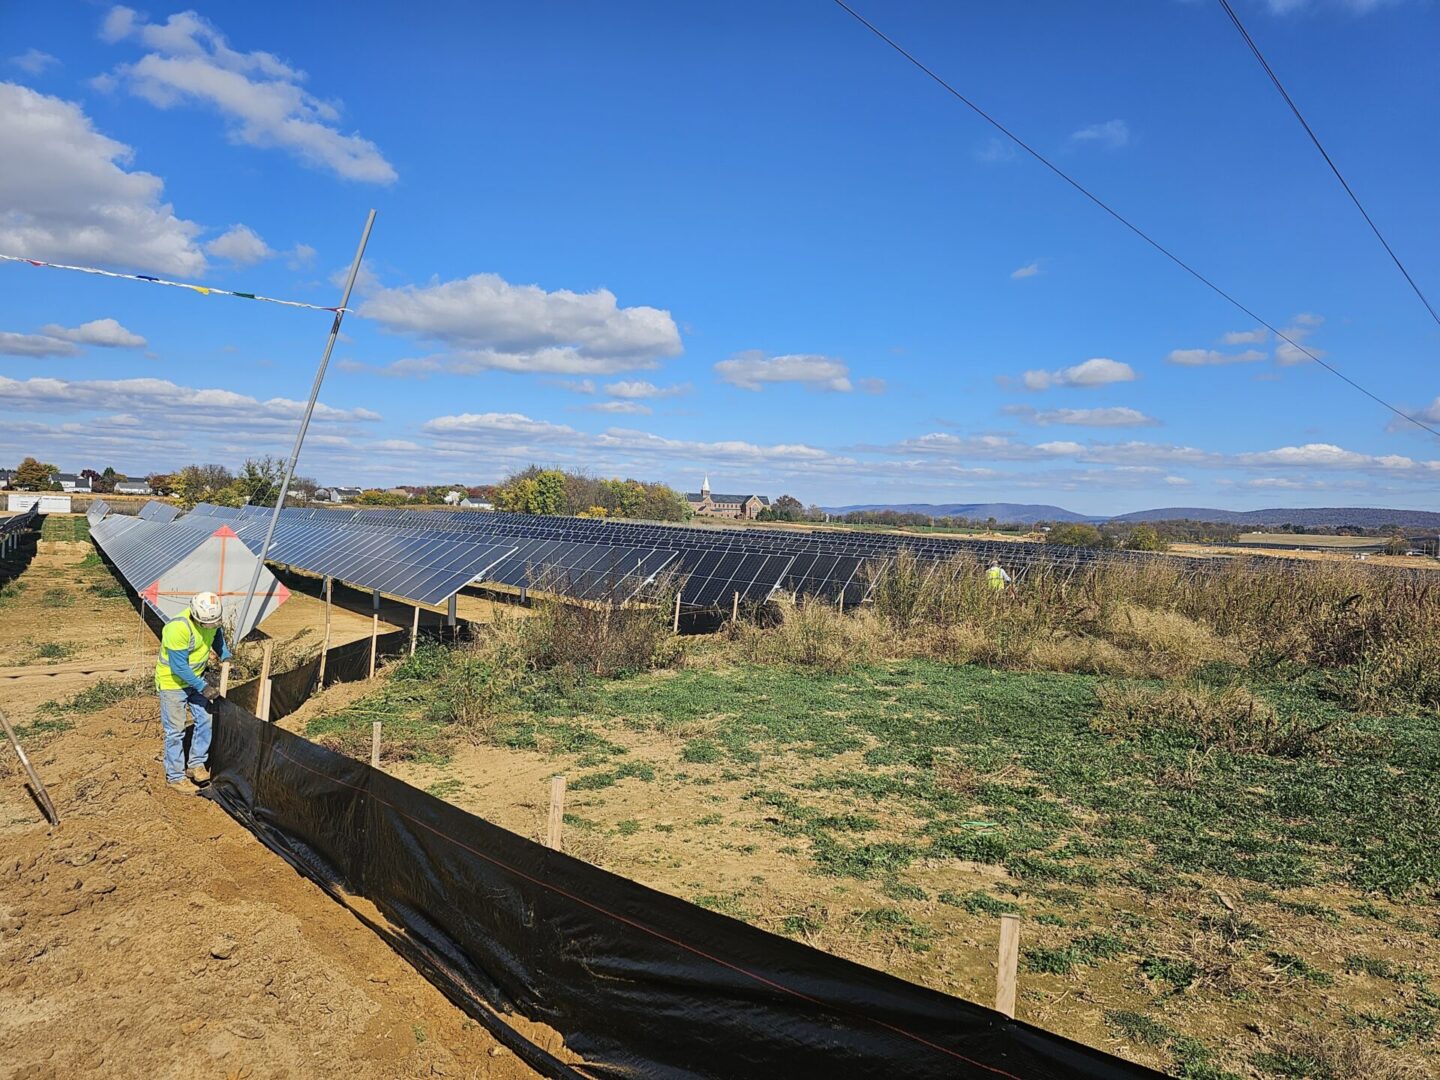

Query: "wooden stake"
(0, 708), (59, 825)
(996, 914), (1020, 1019)
(370, 720), (382, 768)
(256, 639), (274, 722)
(447, 594), (457, 638)
(219, 661), (231, 697)
(672, 591), (681, 633)
(545, 775), (566, 851)
(318, 576), (332, 687)
(368, 611), (379, 678)
(731, 590), (739, 622)
(410, 605), (420, 657)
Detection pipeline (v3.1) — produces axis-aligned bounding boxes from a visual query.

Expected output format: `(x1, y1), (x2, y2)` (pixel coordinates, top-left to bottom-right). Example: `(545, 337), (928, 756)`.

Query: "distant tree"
(1125, 524), (1168, 552)
(96, 466), (125, 494)
(355, 489), (410, 506)
(1385, 534), (1410, 555)
(147, 472), (176, 497)
(231, 456), (285, 506)
(13, 457), (58, 490)
(497, 469), (567, 515)
(173, 463), (236, 509)
(290, 476), (319, 506)
(81, 468), (104, 492)
(759, 494), (804, 522)
(1047, 523), (1105, 549)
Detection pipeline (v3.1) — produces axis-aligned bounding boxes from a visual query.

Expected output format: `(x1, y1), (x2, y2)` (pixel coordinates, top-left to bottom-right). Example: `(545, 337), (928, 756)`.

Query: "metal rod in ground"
(545, 776), (566, 850)
(995, 914), (1020, 1018)
(370, 721), (381, 767)
(234, 209), (376, 641)
(318, 576), (332, 687)
(0, 708), (59, 826)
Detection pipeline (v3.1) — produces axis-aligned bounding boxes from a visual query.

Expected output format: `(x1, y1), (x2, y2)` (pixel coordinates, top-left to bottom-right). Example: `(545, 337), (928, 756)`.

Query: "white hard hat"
(191, 591), (223, 626)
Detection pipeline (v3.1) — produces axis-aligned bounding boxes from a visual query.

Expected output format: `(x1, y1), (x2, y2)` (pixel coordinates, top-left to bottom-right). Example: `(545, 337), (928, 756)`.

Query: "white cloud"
(0, 332), (81, 358)
(362, 273), (682, 376)
(1010, 261), (1041, 280)
(1167, 347), (1267, 366)
(1005, 405), (1159, 427)
(99, 7), (396, 184)
(39, 318), (146, 348)
(286, 242), (316, 270)
(1069, 119), (1130, 149)
(1221, 328), (1268, 346)
(1019, 357), (1136, 391)
(975, 138), (1016, 164)
(0, 374), (379, 428)
(714, 351), (854, 392)
(0, 82), (206, 274)
(1263, 0), (1406, 14)
(11, 49), (59, 76)
(1164, 475), (1191, 486)
(1235, 443), (1415, 470)
(603, 379), (689, 399)
(205, 223), (274, 265)
(1275, 313), (1325, 366)
(585, 400), (652, 415)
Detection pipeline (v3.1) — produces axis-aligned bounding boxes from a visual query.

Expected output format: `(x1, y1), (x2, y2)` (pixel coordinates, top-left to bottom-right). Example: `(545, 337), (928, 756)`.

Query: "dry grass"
(1256, 1026), (1433, 1080)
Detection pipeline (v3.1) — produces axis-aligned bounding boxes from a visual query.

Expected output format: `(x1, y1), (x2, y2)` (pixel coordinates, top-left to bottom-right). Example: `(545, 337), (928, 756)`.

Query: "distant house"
(114, 479), (151, 495)
(459, 498), (494, 510)
(55, 473), (92, 493)
(684, 476), (769, 520)
(443, 489), (465, 505)
(317, 486), (363, 503)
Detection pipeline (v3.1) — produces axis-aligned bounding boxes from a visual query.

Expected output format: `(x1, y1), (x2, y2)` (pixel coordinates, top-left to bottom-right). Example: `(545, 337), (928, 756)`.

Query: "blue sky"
(1, 0), (1436, 513)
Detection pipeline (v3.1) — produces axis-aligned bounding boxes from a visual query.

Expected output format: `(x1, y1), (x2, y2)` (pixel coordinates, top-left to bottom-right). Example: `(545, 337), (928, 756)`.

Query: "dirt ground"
(0, 534), (540, 1080)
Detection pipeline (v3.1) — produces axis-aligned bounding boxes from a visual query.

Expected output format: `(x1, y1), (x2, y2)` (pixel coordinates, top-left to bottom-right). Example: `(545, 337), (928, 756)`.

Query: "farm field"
(297, 557), (1440, 1080)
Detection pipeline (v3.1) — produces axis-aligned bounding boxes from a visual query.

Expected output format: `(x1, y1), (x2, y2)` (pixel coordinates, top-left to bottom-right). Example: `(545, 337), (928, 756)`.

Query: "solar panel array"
(91, 515), (215, 596)
(86, 498), (111, 525)
(1, 504), (39, 539)
(138, 500), (181, 523)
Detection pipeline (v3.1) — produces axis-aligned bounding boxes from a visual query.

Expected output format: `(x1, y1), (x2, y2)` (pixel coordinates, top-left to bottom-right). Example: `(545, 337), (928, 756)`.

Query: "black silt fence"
(207, 701), (1162, 1079)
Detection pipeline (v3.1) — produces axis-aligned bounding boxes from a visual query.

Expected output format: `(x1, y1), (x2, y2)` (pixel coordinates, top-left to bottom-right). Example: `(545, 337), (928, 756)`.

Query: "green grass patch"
(1024, 931), (1125, 975)
(40, 676), (149, 715)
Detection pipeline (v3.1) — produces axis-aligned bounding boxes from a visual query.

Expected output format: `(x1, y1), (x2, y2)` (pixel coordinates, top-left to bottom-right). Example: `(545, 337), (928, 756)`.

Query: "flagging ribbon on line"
(0, 253), (348, 314)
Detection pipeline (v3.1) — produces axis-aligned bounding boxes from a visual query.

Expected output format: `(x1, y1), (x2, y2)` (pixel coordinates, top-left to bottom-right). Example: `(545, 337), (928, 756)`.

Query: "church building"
(684, 476), (769, 520)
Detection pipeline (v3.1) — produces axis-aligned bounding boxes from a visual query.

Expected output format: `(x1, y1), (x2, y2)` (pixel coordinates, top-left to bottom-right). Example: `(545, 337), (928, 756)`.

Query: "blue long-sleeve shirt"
(164, 627), (230, 692)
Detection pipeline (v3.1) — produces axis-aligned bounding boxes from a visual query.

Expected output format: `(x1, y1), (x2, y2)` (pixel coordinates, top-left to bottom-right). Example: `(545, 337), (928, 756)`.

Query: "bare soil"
(0, 533), (539, 1079)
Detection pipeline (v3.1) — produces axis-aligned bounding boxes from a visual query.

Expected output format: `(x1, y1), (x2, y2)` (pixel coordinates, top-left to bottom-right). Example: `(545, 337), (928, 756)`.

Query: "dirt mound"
(0, 698), (536, 1080)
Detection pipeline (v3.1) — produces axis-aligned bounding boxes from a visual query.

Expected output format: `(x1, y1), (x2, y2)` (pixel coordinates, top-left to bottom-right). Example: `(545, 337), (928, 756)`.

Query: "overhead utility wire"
(830, 0), (1440, 440)
(1215, 0), (1440, 330)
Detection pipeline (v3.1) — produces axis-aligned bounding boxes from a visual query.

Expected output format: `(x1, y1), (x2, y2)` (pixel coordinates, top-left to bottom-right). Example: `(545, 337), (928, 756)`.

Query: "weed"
(1254, 1027), (1431, 1079)
(881, 879), (927, 902)
(570, 761), (656, 791)
(853, 907), (932, 953)
(39, 587), (74, 608)
(616, 819), (641, 836)
(1267, 952), (1334, 986)
(1024, 931), (1125, 975)
(1140, 955), (1200, 991)
(424, 779), (463, 800)
(938, 890), (1020, 916)
(40, 676), (149, 715)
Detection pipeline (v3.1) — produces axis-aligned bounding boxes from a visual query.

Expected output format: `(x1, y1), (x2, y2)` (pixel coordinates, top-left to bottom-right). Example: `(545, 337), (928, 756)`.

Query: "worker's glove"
(202, 685), (220, 701)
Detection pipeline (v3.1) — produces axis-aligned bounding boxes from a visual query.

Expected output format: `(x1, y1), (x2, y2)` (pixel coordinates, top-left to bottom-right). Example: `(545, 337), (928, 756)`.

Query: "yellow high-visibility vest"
(986, 566), (1008, 590)
(154, 609), (218, 690)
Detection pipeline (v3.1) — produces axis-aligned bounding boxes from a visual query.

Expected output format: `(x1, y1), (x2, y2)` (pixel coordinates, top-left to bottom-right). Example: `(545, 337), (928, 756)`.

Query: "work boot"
(186, 764), (211, 785)
(166, 779), (193, 795)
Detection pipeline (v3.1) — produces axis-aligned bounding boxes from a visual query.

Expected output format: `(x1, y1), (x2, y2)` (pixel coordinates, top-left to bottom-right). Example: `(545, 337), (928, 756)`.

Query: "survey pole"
(234, 209), (376, 640)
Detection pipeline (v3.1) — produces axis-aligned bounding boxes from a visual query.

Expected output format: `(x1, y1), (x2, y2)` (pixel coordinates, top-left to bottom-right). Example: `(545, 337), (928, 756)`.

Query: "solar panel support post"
(369, 612), (379, 679)
(672, 591), (681, 634)
(318, 576), (332, 687)
(410, 605), (419, 657)
(732, 590), (739, 623)
(447, 594), (457, 637)
(233, 208), (376, 642)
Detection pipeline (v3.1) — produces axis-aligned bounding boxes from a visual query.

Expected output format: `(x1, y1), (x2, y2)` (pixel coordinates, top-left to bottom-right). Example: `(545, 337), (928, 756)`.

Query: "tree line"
(492, 467), (691, 521)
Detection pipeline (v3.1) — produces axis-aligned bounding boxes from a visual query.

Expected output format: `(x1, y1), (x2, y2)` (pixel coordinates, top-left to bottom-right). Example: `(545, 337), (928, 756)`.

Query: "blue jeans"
(158, 687), (211, 782)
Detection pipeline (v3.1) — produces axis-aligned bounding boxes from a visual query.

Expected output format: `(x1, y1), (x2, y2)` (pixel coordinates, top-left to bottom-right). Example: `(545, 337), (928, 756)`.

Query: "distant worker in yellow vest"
(986, 561), (1014, 595)
(154, 591), (231, 791)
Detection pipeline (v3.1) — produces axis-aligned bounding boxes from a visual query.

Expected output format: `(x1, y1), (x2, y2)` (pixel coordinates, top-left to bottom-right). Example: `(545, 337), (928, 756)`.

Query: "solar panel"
(86, 498), (111, 525)
(138, 500), (181, 523)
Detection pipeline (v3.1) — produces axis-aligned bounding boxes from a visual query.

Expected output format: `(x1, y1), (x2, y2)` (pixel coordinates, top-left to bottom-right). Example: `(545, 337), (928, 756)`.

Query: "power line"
(1215, 0), (1440, 330)
(829, 0), (1440, 440)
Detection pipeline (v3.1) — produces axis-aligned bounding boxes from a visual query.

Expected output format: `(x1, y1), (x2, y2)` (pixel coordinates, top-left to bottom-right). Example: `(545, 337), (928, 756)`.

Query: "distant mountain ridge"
(824, 503), (1440, 528)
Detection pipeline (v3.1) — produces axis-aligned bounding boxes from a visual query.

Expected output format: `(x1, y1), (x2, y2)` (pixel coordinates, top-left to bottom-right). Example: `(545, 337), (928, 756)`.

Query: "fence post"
(996, 914), (1020, 1019)
(318, 575), (332, 687)
(257, 639), (273, 714)
(370, 720), (382, 768)
(368, 611), (379, 678)
(672, 590), (681, 634)
(410, 605), (420, 656)
(731, 590), (739, 623)
(447, 594), (458, 638)
(258, 677), (273, 723)
(219, 661), (231, 697)
(545, 776), (566, 851)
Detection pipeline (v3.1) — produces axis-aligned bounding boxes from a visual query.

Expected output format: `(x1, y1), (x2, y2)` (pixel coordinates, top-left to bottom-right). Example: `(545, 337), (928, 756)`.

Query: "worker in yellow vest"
(154, 591), (231, 791)
(986, 561), (1014, 595)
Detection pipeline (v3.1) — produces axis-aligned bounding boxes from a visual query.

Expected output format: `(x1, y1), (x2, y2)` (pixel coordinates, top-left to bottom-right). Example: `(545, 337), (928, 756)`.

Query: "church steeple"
(701, 474), (710, 496)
